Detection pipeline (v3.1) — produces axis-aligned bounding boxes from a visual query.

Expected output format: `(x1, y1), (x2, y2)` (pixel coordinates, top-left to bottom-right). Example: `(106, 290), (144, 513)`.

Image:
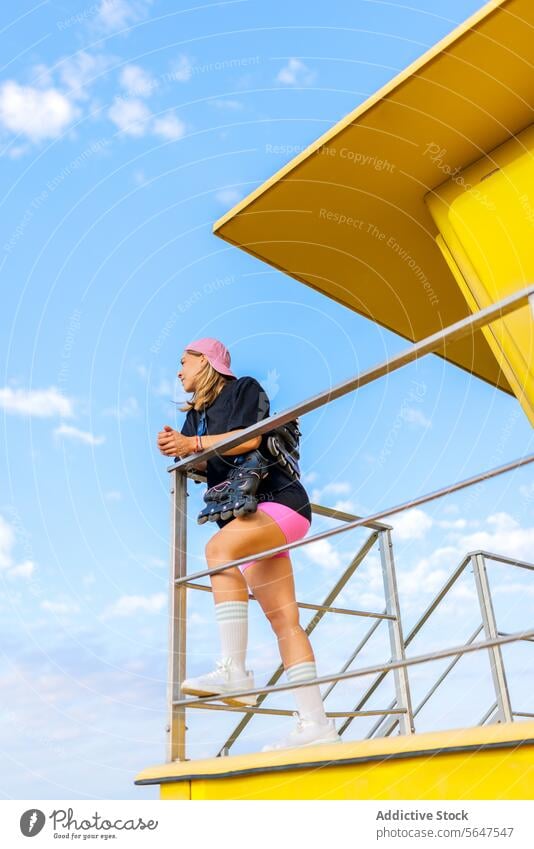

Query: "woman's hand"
(157, 425), (196, 458)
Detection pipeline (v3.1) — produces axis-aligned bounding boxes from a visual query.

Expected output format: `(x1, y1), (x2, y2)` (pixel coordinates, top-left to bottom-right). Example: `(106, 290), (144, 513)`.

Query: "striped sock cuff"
(215, 601), (248, 622)
(286, 661), (317, 683)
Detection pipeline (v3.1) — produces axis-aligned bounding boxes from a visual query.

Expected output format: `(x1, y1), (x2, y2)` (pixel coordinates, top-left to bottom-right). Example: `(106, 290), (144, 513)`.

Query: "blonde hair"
(179, 350), (232, 413)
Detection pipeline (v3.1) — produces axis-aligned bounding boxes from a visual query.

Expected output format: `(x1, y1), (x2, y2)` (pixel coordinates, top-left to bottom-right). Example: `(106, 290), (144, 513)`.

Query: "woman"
(157, 337), (341, 751)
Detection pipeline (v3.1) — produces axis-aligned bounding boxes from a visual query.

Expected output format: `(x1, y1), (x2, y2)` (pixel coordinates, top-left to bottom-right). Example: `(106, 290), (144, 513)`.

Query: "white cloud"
(108, 98), (186, 141)
(153, 112), (186, 141)
(395, 514), (534, 610)
(102, 396), (139, 419)
(437, 518), (468, 530)
(340, 588), (385, 612)
(310, 480), (353, 506)
(520, 483), (534, 502)
(8, 560), (35, 579)
(133, 169), (148, 186)
(400, 406), (431, 428)
(146, 556), (166, 569)
(136, 364), (149, 380)
(211, 99), (244, 110)
(101, 592), (166, 618)
(0, 516), (16, 569)
(105, 490), (122, 501)
(30, 63), (54, 87)
(58, 51), (115, 100)
(323, 482), (352, 496)
(398, 556), (449, 596)
(276, 58), (316, 87)
(331, 499), (357, 513)
(487, 513), (519, 532)
(0, 81), (78, 142)
(4, 144), (28, 159)
(96, 0), (153, 32)
(215, 188), (242, 206)
(302, 537), (342, 570)
(189, 611), (209, 626)
(454, 512), (534, 562)
(0, 386), (74, 418)
(119, 64), (156, 97)
(491, 581), (534, 597)
(388, 508), (433, 540)
(41, 599), (80, 615)
(54, 424), (105, 446)
(108, 96), (151, 136)
(169, 55), (193, 82)
(152, 377), (175, 397)
(0, 516), (36, 579)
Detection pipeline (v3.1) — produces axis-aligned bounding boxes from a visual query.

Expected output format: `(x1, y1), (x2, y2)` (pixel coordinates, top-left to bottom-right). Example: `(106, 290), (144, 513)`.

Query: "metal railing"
(165, 286), (534, 762)
(361, 550), (534, 739)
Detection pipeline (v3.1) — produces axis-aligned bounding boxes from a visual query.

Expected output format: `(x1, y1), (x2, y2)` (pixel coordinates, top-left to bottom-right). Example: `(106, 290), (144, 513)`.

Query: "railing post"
(471, 553), (513, 723)
(378, 529), (415, 735)
(166, 468), (188, 761)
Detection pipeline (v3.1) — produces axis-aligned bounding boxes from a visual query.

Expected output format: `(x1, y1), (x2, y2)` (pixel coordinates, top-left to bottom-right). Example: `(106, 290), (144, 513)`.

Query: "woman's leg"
(211, 510), (327, 726)
(243, 552), (314, 668)
(200, 509), (333, 735)
(206, 509), (316, 668)
(205, 511), (314, 663)
(204, 509), (294, 673)
(204, 508), (291, 602)
(244, 552), (328, 725)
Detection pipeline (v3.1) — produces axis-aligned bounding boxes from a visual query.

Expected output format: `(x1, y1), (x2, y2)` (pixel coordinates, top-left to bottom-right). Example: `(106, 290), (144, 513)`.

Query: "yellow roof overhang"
(213, 0), (534, 393)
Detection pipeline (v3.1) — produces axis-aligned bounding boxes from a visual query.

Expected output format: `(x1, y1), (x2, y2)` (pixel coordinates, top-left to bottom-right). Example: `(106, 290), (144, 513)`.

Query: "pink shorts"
(239, 502), (311, 574)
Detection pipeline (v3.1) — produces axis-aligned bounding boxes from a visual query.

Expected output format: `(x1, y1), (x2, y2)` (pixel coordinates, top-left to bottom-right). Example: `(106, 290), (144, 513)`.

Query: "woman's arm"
(157, 426), (260, 458)
(200, 429), (261, 456)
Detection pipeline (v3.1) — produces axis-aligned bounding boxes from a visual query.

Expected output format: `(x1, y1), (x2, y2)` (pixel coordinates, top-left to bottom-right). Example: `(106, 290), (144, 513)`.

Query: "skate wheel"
(220, 509), (233, 521)
(197, 515), (209, 525)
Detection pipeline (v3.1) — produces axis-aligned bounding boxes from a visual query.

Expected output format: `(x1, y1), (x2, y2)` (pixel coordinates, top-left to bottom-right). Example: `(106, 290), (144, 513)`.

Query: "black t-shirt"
(180, 376), (312, 527)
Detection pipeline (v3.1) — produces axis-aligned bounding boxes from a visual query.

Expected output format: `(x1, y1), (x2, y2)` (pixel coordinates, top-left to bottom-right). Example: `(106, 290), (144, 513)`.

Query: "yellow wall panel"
(426, 125), (534, 425)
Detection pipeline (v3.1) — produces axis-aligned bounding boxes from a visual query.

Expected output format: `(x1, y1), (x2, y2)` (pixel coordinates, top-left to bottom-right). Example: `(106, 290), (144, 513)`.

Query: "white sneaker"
(262, 712), (342, 752)
(181, 657), (258, 707)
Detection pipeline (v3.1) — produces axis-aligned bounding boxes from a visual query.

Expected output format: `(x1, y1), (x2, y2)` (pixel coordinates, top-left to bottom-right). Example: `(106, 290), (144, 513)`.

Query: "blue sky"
(0, 0), (533, 800)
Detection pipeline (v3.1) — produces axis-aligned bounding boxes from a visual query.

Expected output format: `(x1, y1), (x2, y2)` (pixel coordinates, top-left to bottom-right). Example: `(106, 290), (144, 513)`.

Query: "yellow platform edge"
(135, 719), (534, 800)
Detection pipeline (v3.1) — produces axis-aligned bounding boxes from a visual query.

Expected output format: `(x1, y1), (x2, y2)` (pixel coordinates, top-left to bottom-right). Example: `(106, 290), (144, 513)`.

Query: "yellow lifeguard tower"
(136, 0), (534, 799)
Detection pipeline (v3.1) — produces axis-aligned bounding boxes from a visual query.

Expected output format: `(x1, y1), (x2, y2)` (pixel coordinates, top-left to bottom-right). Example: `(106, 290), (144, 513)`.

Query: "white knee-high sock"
(286, 660), (328, 725)
(214, 601), (248, 672)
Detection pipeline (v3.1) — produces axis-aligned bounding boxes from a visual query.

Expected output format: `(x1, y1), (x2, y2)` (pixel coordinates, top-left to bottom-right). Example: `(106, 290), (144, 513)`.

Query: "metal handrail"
(358, 549), (534, 738)
(336, 552), (475, 736)
(309, 502), (392, 532)
(201, 542), (533, 747)
(175, 454), (534, 584)
(185, 704), (406, 718)
(168, 285), (534, 473)
(365, 626), (484, 739)
(173, 629), (534, 708)
(473, 550), (534, 572)
(183, 579), (394, 619)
